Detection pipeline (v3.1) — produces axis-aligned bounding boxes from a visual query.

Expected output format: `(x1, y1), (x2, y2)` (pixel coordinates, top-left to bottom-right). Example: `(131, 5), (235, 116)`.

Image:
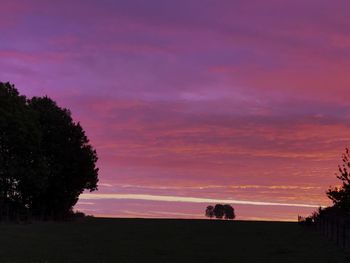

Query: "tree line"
(205, 204), (235, 220)
(302, 148), (350, 224)
(0, 82), (99, 221)
(326, 148), (350, 212)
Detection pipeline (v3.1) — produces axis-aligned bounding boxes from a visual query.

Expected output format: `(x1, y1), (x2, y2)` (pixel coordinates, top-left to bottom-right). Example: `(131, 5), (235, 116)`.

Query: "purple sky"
(2, 0), (350, 221)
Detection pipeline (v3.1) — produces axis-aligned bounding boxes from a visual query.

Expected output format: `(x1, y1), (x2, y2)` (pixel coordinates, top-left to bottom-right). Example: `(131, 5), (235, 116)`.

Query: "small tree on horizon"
(214, 204), (225, 219)
(205, 204), (235, 220)
(205, 205), (214, 218)
(223, 204), (235, 220)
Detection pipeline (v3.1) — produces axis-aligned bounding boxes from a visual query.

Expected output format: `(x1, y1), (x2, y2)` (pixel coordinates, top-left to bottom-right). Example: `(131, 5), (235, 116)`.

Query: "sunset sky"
(1, 0), (350, 221)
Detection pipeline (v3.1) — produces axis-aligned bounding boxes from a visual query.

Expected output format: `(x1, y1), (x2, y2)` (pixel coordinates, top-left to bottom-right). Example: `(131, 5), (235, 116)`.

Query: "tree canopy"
(327, 148), (350, 212)
(205, 205), (214, 218)
(0, 82), (98, 220)
(223, 204), (235, 219)
(205, 204), (235, 220)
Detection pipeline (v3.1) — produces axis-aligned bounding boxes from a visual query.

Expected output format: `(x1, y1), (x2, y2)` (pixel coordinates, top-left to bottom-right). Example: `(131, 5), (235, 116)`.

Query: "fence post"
(343, 220), (346, 249)
(346, 220), (349, 250)
(336, 219), (339, 246)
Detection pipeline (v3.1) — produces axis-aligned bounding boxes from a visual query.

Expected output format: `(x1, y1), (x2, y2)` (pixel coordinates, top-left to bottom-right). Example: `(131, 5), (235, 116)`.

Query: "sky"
(1, 0), (350, 221)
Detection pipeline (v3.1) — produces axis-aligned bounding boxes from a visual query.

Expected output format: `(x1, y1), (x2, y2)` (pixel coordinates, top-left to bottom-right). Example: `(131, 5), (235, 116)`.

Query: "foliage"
(223, 204), (235, 219)
(205, 205), (214, 218)
(327, 148), (350, 212)
(213, 204), (225, 219)
(0, 82), (98, 220)
(305, 148), (350, 228)
(205, 204), (235, 220)
(0, 82), (46, 220)
(28, 97), (98, 219)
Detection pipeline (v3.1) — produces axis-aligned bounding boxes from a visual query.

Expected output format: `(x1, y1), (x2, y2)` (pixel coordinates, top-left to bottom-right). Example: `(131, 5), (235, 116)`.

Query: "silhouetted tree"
(223, 204), (235, 219)
(205, 205), (214, 218)
(0, 82), (99, 220)
(0, 82), (47, 220)
(327, 148), (350, 212)
(213, 204), (225, 219)
(29, 97), (99, 219)
(206, 204), (235, 220)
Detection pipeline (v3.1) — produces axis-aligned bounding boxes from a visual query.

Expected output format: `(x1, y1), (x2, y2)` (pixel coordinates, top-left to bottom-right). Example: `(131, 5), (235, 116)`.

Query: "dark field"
(0, 218), (348, 263)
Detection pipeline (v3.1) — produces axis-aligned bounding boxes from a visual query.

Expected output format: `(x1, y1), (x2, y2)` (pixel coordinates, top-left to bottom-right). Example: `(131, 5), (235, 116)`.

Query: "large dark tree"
(0, 83), (47, 220)
(327, 148), (350, 212)
(0, 82), (98, 220)
(29, 97), (98, 218)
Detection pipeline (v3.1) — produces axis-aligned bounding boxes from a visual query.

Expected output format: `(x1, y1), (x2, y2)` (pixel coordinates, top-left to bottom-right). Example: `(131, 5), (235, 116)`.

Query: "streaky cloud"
(80, 193), (323, 208)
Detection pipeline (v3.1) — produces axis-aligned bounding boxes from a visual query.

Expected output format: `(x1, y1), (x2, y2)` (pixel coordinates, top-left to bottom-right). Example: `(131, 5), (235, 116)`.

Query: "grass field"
(0, 218), (348, 263)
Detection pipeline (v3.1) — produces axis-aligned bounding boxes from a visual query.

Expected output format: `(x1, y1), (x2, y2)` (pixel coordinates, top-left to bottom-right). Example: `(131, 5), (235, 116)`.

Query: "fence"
(299, 215), (350, 250)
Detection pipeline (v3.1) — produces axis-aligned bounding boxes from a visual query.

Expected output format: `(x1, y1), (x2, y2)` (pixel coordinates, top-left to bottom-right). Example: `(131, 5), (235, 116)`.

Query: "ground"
(0, 218), (347, 263)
